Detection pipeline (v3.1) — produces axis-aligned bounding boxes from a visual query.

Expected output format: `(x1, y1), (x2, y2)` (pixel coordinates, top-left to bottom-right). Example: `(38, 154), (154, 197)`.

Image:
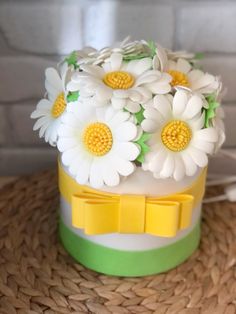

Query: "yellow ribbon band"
(58, 162), (207, 237)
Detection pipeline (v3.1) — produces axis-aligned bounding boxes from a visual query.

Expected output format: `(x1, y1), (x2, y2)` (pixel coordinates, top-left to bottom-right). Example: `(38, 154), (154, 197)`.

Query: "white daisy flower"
(57, 104), (140, 188)
(31, 64), (70, 146)
(167, 58), (220, 95)
(141, 90), (218, 181)
(67, 52), (172, 113)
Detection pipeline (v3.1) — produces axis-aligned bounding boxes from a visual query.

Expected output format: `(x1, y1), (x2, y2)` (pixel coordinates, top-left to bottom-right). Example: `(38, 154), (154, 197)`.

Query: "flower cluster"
(31, 39), (225, 188)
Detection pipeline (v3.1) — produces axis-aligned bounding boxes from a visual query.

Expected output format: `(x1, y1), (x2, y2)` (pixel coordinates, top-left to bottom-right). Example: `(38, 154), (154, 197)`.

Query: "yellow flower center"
(51, 92), (66, 118)
(168, 70), (190, 88)
(83, 122), (113, 156)
(161, 120), (192, 152)
(103, 71), (134, 89)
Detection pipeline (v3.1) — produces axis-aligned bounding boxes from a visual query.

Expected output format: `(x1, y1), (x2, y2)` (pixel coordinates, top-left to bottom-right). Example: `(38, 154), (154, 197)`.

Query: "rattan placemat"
(0, 170), (235, 314)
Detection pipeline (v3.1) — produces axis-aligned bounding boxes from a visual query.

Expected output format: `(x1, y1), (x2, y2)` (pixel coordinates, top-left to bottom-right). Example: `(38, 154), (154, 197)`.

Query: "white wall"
(0, 0), (235, 175)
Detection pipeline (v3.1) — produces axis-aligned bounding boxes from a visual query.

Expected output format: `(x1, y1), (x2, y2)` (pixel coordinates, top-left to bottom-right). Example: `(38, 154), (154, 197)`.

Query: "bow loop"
(72, 193), (118, 234)
(145, 194), (194, 236)
(145, 200), (180, 237)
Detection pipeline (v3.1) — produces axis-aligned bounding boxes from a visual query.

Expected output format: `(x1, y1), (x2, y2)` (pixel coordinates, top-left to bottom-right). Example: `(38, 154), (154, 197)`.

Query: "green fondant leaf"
(194, 52), (204, 60)
(135, 107), (145, 124)
(135, 132), (151, 163)
(147, 40), (156, 57)
(123, 40), (156, 62)
(123, 52), (150, 62)
(204, 94), (220, 127)
(65, 51), (79, 69)
(67, 91), (79, 102)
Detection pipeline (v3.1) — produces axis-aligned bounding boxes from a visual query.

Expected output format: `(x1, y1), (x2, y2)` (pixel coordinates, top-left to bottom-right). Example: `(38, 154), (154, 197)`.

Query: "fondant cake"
(31, 38), (225, 276)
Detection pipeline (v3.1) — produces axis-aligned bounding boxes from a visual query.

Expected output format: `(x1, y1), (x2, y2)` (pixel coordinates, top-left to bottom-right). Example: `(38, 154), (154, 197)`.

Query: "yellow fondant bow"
(58, 161), (206, 237)
(72, 192), (194, 237)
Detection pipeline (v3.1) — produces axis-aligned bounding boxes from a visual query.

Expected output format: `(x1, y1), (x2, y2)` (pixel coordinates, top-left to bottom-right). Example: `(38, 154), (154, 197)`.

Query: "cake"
(31, 38), (225, 276)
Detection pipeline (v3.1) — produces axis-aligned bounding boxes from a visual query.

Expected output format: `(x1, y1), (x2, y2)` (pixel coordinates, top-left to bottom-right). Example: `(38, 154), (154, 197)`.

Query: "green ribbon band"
(59, 218), (200, 277)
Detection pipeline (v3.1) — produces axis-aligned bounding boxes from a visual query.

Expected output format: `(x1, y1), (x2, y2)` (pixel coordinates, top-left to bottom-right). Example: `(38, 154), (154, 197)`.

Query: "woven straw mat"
(0, 169), (236, 314)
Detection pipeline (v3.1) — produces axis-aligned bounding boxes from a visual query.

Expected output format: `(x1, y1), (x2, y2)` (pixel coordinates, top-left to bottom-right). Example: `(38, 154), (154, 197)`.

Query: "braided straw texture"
(0, 170), (236, 314)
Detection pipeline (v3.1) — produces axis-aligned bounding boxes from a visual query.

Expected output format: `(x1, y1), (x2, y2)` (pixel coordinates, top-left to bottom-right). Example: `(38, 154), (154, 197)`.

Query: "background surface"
(0, 0), (235, 175)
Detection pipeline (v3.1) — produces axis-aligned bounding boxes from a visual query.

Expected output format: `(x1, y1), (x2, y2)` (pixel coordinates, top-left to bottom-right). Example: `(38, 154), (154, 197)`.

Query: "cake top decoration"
(31, 38), (225, 188)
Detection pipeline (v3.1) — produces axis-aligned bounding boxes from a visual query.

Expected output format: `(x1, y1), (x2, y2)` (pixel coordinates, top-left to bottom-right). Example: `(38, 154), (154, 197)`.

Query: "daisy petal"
(111, 97), (126, 110)
(135, 73), (158, 86)
(110, 53), (123, 71)
(141, 118), (158, 133)
(167, 60), (177, 71)
(113, 156), (135, 176)
(44, 124), (54, 143)
(80, 64), (104, 78)
(188, 147), (208, 168)
(191, 73), (215, 91)
(58, 124), (76, 137)
(37, 99), (52, 111)
(146, 80), (171, 94)
(149, 149), (167, 173)
(143, 107), (164, 123)
(38, 121), (50, 138)
(102, 160), (120, 186)
(114, 122), (137, 141)
(33, 116), (51, 131)
(191, 139), (215, 154)
(155, 44), (168, 71)
(31, 109), (48, 119)
(89, 160), (104, 188)
(115, 143), (140, 161)
(191, 113), (205, 131)
(181, 152), (197, 176)
(113, 90), (129, 98)
(57, 137), (78, 152)
(173, 155), (185, 181)
(134, 86), (152, 101)
(194, 127), (218, 143)
(182, 94), (203, 120)
(96, 86), (112, 101)
(68, 156), (81, 177)
(61, 146), (81, 166)
(176, 58), (192, 74)
(48, 126), (58, 146)
(188, 69), (204, 83)
(45, 81), (60, 101)
(75, 158), (91, 185)
(153, 95), (171, 119)
(45, 67), (62, 92)
(128, 58), (152, 76)
(160, 153), (175, 178)
(129, 90), (142, 102)
(104, 106), (117, 122)
(67, 80), (80, 92)
(172, 90), (188, 116)
(109, 110), (130, 127)
(125, 100), (140, 113)
(68, 152), (88, 178)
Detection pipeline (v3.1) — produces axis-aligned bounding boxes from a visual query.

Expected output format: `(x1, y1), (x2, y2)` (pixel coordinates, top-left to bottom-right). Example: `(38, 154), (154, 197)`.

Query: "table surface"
(0, 177), (17, 189)
(0, 170), (235, 313)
